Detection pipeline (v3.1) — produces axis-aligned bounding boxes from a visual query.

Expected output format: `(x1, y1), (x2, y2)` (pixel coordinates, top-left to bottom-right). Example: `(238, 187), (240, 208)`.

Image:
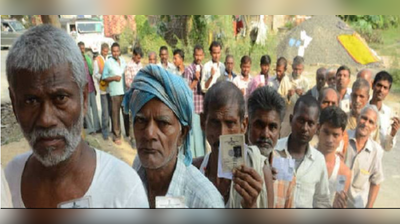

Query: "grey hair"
(248, 86), (286, 121)
(292, 56), (304, 67)
(352, 78), (370, 94)
(148, 51), (156, 57)
(359, 104), (380, 127)
(6, 25), (86, 90)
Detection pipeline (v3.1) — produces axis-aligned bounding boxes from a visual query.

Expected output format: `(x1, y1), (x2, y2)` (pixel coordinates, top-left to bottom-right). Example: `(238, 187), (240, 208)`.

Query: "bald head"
(357, 69), (374, 87)
(319, 87), (340, 110)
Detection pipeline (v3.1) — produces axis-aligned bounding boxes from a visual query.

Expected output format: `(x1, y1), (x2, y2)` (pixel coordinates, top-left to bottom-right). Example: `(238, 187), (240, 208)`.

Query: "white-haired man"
(345, 105), (384, 208)
(5, 25), (148, 208)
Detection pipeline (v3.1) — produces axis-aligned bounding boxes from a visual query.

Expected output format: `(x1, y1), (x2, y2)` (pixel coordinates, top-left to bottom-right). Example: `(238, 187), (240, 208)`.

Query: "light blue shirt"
(102, 57), (127, 96)
(133, 153), (224, 208)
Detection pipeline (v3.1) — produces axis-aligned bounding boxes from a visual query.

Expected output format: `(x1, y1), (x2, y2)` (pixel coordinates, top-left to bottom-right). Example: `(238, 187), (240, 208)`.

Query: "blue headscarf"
(123, 65), (194, 166)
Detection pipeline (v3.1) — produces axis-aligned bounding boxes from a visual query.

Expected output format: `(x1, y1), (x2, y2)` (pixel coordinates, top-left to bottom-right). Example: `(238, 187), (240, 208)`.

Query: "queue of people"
(2, 24), (399, 208)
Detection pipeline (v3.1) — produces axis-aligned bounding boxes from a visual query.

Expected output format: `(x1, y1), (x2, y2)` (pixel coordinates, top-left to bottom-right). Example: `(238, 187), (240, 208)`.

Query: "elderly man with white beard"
(4, 25), (148, 208)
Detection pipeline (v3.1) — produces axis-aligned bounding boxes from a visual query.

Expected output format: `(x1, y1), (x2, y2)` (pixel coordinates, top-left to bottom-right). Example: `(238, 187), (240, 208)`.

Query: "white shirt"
(200, 60), (225, 93)
(1, 167), (12, 208)
(233, 75), (253, 98)
(157, 61), (175, 73)
(369, 102), (396, 151)
(345, 130), (384, 208)
(275, 136), (331, 208)
(339, 88), (352, 113)
(5, 149), (149, 208)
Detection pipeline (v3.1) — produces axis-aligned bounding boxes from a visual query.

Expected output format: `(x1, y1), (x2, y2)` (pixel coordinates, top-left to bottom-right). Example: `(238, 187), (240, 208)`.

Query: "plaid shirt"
(125, 60), (142, 91)
(184, 63), (204, 114)
(273, 150), (296, 208)
(133, 153), (224, 208)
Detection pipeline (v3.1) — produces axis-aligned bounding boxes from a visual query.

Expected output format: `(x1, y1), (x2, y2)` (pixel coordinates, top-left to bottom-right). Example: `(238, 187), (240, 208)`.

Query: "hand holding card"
(218, 134), (246, 179)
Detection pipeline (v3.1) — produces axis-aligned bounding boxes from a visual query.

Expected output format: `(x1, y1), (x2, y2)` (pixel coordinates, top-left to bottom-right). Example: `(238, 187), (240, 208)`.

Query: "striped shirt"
(133, 154), (224, 208)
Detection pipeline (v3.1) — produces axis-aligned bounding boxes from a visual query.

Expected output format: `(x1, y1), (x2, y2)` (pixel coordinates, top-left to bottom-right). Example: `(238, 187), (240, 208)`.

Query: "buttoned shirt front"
(345, 130), (384, 208)
(275, 135), (331, 208)
(184, 63), (204, 114)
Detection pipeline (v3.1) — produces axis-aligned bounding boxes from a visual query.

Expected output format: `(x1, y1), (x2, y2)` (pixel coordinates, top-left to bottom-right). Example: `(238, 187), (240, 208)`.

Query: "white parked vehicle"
(60, 18), (114, 55)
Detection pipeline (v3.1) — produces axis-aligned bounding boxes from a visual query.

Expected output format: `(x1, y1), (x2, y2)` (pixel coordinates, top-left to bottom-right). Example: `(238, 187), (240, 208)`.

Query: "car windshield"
(9, 21), (25, 32)
(77, 22), (102, 33)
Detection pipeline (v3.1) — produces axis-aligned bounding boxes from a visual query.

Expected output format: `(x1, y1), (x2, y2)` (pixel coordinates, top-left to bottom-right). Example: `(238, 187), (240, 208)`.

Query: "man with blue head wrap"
(123, 65), (224, 208)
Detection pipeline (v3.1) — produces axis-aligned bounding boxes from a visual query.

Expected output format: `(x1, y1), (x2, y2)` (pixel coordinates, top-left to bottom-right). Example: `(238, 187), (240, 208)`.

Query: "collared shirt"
(275, 135), (331, 208)
(345, 130), (384, 208)
(268, 75), (280, 91)
(184, 63), (204, 114)
(133, 154), (225, 208)
(367, 101), (396, 151)
(339, 88), (352, 113)
(200, 60), (225, 93)
(346, 112), (358, 131)
(125, 60), (143, 91)
(246, 73), (269, 97)
(307, 85), (320, 101)
(157, 61), (175, 73)
(233, 74), (253, 98)
(217, 70), (237, 82)
(102, 56), (127, 97)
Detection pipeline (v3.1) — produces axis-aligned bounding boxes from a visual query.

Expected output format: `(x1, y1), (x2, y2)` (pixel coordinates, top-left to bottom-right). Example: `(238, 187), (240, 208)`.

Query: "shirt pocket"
(352, 169), (370, 190)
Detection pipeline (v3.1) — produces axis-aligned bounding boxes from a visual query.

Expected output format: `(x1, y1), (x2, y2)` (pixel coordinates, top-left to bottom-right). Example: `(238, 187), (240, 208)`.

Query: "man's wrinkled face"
(356, 109), (378, 137)
(10, 63), (85, 167)
(292, 64), (304, 79)
(225, 57), (234, 73)
(276, 65), (286, 81)
(112, 46), (120, 60)
(193, 49), (204, 65)
(241, 62), (251, 77)
(320, 89), (339, 110)
(290, 102), (319, 145)
(202, 103), (247, 152)
(160, 49), (169, 64)
(148, 54), (157, 64)
(134, 98), (185, 170)
(372, 80), (391, 102)
(336, 69), (350, 90)
(210, 46), (221, 63)
(248, 109), (281, 157)
(318, 123), (344, 154)
(351, 88), (369, 116)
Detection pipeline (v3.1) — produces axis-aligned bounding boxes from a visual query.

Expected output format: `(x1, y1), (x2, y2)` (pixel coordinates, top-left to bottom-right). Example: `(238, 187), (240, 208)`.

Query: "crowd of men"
(1, 24), (399, 208)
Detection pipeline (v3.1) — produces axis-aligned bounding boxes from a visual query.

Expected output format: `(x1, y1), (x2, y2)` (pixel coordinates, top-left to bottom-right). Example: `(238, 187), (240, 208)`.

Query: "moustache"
(256, 138), (274, 147)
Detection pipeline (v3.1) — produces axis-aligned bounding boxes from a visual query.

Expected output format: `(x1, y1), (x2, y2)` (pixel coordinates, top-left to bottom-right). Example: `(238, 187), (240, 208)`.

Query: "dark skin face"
(225, 57), (234, 74)
(351, 88), (369, 116)
(320, 89), (339, 110)
(134, 98), (187, 170)
(101, 47), (109, 58)
(316, 72), (326, 90)
(148, 54), (157, 64)
(79, 44), (85, 55)
(160, 49), (169, 64)
(240, 62), (251, 78)
(111, 46), (120, 60)
(201, 104), (247, 151)
(317, 123), (344, 154)
(275, 65), (286, 81)
(292, 64), (304, 78)
(372, 80), (391, 102)
(248, 109), (281, 157)
(193, 49), (204, 65)
(210, 46), (221, 63)
(132, 54), (142, 64)
(336, 69), (350, 90)
(10, 63), (87, 157)
(173, 54), (183, 68)
(290, 102), (319, 145)
(260, 64), (270, 76)
(327, 71), (336, 88)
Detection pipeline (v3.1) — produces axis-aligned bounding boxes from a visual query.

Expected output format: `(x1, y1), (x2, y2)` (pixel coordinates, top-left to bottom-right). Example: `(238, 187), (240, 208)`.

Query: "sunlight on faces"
(320, 89), (338, 110)
(356, 109), (378, 138)
(336, 69), (350, 90)
(292, 64), (304, 79)
(160, 49), (169, 64)
(193, 49), (204, 65)
(318, 123), (344, 154)
(134, 99), (184, 170)
(373, 80), (391, 101)
(241, 62), (251, 77)
(351, 88), (369, 116)
(275, 65), (286, 81)
(210, 46), (221, 63)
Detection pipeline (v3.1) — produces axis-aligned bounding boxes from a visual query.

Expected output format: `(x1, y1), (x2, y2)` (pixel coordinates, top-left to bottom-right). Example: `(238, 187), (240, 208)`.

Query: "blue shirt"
(133, 153), (224, 208)
(102, 57), (127, 96)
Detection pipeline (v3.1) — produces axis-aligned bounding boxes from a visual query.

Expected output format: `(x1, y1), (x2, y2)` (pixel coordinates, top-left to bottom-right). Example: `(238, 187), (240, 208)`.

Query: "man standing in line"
(200, 41), (225, 93)
(157, 46), (175, 72)
(336, 65), (352, 113)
